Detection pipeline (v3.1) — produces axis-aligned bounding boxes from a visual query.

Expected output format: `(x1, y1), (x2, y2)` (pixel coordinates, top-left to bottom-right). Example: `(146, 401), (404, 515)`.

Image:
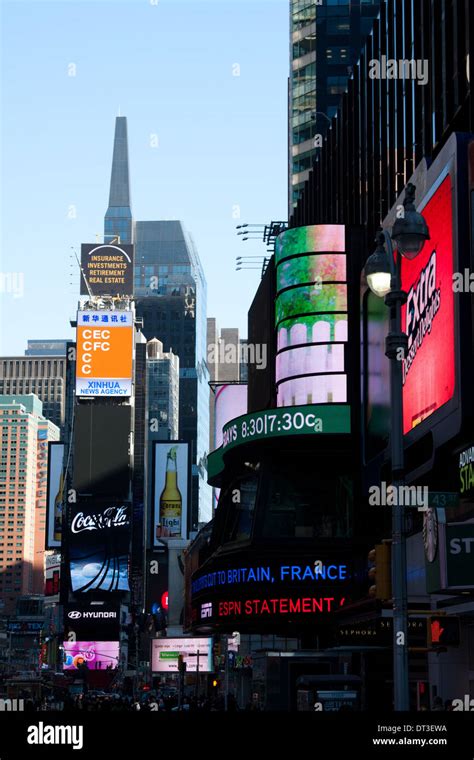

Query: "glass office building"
(102, 119), (212, 528)
(289, 0), (381, 210)
(134, 221), (212, 527)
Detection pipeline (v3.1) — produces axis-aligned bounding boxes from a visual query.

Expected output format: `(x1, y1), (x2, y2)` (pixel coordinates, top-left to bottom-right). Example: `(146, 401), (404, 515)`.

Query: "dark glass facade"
(291, 0), (473, 235)
(289, 0), (381, 210)
(104, 116), (133, 244)
(134, 221), (211, 527)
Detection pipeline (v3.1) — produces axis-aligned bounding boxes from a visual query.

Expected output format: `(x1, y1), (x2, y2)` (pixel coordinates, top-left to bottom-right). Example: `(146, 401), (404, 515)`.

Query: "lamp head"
(365, 229), (392, 297)
(391, 183), (430, 260)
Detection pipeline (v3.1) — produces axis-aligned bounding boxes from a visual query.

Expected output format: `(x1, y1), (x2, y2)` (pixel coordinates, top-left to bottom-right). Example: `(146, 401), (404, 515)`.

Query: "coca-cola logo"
(71, 505), (130, 534)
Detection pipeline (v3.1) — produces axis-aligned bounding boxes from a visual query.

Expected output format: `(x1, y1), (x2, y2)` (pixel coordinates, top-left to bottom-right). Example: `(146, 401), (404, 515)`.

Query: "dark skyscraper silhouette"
(104, 116), (133, 244)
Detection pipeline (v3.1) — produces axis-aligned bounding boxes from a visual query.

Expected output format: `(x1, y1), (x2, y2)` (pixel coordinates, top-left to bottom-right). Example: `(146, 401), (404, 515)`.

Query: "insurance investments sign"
(75, 310), (133, 397)
(80, 244), (134, 296)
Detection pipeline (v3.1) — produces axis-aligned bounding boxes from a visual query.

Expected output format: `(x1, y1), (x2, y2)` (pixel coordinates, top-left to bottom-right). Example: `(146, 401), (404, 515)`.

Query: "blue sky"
(0, 0), (289, 355)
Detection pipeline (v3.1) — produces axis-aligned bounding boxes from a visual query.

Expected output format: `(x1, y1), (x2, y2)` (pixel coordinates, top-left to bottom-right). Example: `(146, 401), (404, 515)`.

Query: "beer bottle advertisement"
(154, 442), (188, 544)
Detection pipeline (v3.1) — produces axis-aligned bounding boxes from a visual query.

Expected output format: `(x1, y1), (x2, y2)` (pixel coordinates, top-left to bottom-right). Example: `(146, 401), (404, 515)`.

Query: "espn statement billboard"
(75, 310), (133, 397)
(80, 244), (134, 296)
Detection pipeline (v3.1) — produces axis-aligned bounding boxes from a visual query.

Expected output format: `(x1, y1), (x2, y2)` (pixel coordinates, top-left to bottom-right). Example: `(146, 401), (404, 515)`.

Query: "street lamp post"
(364, 184), (430, 711)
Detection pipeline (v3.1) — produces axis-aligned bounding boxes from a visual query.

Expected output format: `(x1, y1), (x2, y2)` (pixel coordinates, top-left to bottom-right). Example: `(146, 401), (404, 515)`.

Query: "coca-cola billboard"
(69, 501), (131, 593)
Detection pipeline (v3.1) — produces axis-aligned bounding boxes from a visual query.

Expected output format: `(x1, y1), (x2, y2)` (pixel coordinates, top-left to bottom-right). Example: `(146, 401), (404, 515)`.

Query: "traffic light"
(212, 678), (220, 688)
(368, 543), (392, 600)
(428, 616), (460, 647)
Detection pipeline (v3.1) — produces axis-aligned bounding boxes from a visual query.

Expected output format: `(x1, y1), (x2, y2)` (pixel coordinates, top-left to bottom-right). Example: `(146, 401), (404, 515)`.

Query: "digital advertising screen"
(75, 309), (133, 397)
(69, 501), (131, 593)
(191, 555), (358, 632)
(151, 637), (213, 673)
(45, 442), (65, 549)
(401, 172), (455, 433)
(275, 225), (348, 408)
(80, 243), (134, 296)
(44, 552), (61, 597)
(153, 442), (189, 546)
(214, 384), (248, 450)
(72, 405), (131, 498)
(64, 602), (121, 641)
(63, 641), (120, 671)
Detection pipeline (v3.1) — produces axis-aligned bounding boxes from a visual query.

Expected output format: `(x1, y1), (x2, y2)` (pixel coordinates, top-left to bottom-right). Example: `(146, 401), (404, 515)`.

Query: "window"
(221, 474), (258, 544)
(262, 455), (352, 540)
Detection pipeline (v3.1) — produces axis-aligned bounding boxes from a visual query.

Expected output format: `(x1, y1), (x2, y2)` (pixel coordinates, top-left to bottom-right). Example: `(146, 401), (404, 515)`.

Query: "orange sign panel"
(75, 311), (133, 396)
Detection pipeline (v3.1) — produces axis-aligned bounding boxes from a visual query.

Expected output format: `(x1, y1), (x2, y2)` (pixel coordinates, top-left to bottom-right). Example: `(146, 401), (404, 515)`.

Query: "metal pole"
(383, 231), (410, 711)
(195, 650), (200, 700)
(224, 637), (229, 711)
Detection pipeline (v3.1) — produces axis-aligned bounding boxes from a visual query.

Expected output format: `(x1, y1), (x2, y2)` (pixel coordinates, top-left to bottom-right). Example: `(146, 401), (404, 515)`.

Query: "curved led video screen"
(275, 225), (347, 407)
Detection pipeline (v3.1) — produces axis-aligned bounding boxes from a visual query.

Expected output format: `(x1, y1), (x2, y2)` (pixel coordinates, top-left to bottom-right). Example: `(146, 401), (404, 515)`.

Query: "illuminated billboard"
(401, 173), (455, 433)
(64, 602), (121, 641)
(215, 384), (247, 449)
(45, 442), (65, 549)
(63, 641), (120, 671)
(275, 225), (348, 407)
(45, 553), (61, 597)
(191, 555), (358, 632)
(80, 243), (134, 296)
(69, 501), (131, 593)
(75, 310), (133, 397)
(153, 442), (189, 546)
(151, 637), (213, 673)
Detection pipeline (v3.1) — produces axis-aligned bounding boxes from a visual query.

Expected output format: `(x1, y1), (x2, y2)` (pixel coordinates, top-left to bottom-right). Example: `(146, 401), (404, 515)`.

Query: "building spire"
(104, 116), (133, 244)
(108, 116), (131, 208)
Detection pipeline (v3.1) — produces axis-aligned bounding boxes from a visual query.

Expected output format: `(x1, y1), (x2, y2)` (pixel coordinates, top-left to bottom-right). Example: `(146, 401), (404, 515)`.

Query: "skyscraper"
(0, 395), (59, 614)
(289, 0), (381, 210)
(104, 116), (133, 244)
(146, 338), (179, 441)
(134, 221), (211, 526)
(0, 355), (66, 432)
(102, 118), (211, 527)
(25, 340), (68, 357)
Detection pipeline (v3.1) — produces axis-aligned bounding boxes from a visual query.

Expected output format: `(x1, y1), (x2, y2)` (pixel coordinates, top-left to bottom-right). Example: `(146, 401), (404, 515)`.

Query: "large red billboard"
(401, 173), (455, 434)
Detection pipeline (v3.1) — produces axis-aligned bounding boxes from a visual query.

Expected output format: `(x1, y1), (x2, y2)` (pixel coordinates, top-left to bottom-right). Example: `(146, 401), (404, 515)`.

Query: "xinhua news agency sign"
(75, 310), (133, 397)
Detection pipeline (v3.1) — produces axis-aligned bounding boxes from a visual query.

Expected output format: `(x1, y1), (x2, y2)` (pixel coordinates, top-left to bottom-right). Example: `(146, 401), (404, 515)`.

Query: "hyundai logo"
(68, 611), (81, 619)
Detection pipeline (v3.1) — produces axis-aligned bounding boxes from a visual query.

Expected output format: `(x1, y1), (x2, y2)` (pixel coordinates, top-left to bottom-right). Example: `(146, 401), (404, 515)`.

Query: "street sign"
(428, 492), (460, 508)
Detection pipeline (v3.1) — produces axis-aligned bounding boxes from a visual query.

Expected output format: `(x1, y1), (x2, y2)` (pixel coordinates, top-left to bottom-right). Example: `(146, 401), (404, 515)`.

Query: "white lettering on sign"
(71, 505), (129, 534)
